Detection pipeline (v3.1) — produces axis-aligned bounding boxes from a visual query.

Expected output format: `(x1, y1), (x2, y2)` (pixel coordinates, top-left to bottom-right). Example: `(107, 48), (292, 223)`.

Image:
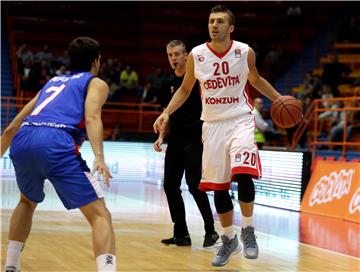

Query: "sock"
(242, 215), (254, 228)
(96, 254), (116, 272)
(5, 240), (24, 271)
(222, 225), (235, 239)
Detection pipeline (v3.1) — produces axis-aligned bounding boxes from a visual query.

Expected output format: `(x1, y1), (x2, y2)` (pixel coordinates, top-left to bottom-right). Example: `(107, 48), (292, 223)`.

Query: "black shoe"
(203, 231), (220, 247)
(161, 236), (177, 245)
(161, 236), (191, 246)
(175, 236), (192, 246)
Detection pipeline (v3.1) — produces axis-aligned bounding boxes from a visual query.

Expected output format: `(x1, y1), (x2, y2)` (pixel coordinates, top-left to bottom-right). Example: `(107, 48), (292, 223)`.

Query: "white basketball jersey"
(192, 40), (253, 122)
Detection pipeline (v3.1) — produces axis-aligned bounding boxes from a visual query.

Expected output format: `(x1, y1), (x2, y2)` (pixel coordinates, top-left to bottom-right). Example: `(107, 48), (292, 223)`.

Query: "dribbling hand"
(153, 112), (169, 134)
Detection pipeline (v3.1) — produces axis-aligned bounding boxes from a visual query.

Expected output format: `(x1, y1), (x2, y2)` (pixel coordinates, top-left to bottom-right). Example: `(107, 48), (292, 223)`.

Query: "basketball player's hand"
(154, 137), (164, 152)
(153, 112), (169, 134)
(92, 157), (112, 186)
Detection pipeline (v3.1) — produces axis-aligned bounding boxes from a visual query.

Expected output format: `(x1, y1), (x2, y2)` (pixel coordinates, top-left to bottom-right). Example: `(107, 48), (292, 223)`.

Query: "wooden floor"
(1, 180), (359, 272)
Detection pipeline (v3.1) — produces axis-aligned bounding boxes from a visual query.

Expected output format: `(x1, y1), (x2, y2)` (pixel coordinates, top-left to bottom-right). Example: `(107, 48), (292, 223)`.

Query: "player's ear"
(229, 25), (234, 34)
(92, 56), (101, 74)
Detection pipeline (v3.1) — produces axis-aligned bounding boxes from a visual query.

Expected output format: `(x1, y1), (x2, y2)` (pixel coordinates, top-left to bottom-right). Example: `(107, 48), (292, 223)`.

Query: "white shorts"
(199, 113), (262, 191)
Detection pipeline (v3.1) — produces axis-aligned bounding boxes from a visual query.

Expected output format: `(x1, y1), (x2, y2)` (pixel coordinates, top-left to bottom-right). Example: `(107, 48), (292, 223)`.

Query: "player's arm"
(1, 92), (40, 157)
(247, 47), (281, 102)
(85, 77), (112, 184)
(153, 52), (196, 133)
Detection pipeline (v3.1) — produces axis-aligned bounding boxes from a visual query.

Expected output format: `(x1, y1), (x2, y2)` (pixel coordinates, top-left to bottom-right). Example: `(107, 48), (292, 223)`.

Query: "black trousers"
(164, 141), (214, 237)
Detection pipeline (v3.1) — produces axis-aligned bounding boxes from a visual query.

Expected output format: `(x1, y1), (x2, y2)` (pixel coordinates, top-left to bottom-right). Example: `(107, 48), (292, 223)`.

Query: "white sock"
(242, 215), (254, 228)
(5, 240), (24, 271)
(96, 254), (116, 272)
(222, 225), (235, 239)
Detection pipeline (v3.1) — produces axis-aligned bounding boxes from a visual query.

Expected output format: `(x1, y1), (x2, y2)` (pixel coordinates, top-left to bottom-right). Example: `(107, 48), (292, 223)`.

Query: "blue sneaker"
(211, 234), (241, 267)
(240, 226), (259, 259)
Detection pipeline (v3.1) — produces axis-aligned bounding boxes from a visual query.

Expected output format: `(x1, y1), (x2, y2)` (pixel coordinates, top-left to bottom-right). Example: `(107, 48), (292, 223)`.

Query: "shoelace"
(243, 230), (257, 248)
(216, 240), (232, 256)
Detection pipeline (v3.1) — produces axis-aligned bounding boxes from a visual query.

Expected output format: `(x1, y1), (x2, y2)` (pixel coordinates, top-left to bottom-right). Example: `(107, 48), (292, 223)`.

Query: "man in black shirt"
(154, 40), (219, 247)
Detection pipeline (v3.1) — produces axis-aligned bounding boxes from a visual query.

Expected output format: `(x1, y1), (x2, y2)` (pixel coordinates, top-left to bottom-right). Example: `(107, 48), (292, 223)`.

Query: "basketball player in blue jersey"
(154, 5), (282, 267)
(1, 37), (116, 272)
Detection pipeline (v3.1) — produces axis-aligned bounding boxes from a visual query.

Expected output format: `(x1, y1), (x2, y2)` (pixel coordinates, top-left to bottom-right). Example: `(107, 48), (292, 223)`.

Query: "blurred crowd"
(13, 5), (360, 148)
(294, 56), (359, 150)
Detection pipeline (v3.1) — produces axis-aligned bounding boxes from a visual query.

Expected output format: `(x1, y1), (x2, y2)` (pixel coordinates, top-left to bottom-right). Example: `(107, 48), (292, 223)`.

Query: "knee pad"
(235, 174), (255, 203)
(214, 190), (233, 214)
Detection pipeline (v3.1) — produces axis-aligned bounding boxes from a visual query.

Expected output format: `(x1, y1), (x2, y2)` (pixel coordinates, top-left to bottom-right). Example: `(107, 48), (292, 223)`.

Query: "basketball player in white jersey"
(154, 5), (282, 267)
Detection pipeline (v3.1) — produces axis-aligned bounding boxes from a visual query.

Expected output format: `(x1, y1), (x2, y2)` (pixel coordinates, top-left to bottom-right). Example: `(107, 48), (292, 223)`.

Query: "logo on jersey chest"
(235, 49), (241, 58)
(203, 74), (242, 90)
(205, 96), (239, 105)
(170, 86), (175, 93)
(197, 54), (205, 62)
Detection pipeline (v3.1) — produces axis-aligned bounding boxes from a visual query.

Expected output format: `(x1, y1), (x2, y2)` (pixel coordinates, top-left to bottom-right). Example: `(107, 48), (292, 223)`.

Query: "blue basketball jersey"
(24, 72), (94, 145)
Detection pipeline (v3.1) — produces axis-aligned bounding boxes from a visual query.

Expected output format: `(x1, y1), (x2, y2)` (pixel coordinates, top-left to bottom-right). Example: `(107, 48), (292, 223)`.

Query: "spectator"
(328, 100), (360, 146)
(55, 65), (69, 76)
(34, 44), (54, 64)
(119, 65), (141, 98)
(348, 105), (360, 151)
(57, 50), (71, 68)
(38, 59), (53, 89)
(252, 98), (269, 149)
(298, 72), (313, 99)
(317, 92), (341, 139)
(252, 97), (280, 148)
(16, 43), (34, 68)
(105, 77), (120, 101)
(142, 67), (166, 103)
(20, 57), (39, 93)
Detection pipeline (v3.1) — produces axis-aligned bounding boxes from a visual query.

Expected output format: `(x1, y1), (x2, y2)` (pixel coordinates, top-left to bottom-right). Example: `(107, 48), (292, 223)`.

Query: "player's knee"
(235, 174), (255, 203)
(214, 190), (233, 214)
(81, 199), (112, 224)
(93, 208), (112, 227)
(101, 206), (112, 222)
(19, 194), (37, 210)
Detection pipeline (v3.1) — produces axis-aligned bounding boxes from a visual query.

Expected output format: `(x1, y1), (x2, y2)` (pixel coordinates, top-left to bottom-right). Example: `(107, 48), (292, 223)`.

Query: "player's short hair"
(68, 37), (100, 72)
(210, 5), (235, 26)
(166, 40), (187, 53)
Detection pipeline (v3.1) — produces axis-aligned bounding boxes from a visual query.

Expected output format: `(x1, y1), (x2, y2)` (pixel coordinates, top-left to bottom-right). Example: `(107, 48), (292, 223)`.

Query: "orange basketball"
(270, 96), (303, 128)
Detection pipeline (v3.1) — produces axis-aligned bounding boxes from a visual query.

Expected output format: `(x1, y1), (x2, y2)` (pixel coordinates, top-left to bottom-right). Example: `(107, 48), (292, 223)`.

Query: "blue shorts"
(9, 126), (103, 209)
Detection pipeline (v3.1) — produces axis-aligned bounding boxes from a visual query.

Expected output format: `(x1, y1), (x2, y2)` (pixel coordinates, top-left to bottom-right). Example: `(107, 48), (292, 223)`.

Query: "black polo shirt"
(159, 72), (202, 144)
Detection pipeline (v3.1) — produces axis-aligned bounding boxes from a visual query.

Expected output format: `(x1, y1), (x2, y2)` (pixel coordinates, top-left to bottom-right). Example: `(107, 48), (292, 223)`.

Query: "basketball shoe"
(240, 226), (259, 259)
(212, 234), (241, 267)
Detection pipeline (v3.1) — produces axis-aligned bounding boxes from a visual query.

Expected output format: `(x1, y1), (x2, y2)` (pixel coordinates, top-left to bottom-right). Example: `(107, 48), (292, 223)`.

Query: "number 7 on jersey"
(31, 84), (66, 116)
